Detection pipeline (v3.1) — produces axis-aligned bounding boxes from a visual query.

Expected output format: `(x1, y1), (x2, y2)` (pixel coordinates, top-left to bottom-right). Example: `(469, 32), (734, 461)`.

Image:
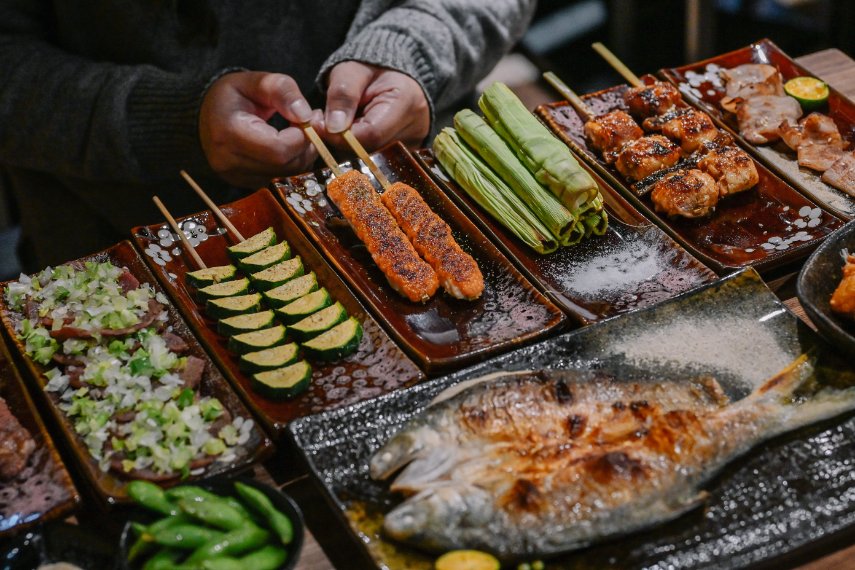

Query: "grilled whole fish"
(370, 357), (855, 558)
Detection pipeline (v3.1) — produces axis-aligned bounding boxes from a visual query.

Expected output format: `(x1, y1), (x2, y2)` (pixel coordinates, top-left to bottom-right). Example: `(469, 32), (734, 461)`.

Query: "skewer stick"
(543, 71), (594, 121)
(179, 170), (245, 242)
(152, 195), (206, 270)
(342, 129), (391, 190)
(591, 42), (644, 88)
(302, 124), (343, 177)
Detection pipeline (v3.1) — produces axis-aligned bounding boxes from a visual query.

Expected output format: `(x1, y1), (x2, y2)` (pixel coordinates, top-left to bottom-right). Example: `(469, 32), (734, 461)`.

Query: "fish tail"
(749, 353), (814, 401)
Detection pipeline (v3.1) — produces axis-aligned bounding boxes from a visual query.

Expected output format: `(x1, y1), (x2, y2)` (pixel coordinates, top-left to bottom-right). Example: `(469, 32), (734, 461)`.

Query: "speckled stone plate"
(0, 241), (272, 507)
(0, 338), (79, 537)
(288, 268), (855, 569)
(272, 142), (567, 373)
(415, 148), (718, 327)
(798, 219), (855, 356)
(131, 188), (424, 437)
(537, 76), (843, 275)
(660, 38), (855, 221)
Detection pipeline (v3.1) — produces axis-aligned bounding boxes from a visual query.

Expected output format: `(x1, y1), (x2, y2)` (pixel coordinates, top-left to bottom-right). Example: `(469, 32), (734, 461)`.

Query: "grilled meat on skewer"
(736, 95), (802, 144)
(651, 169), (719, 218)
(615, 135), (682, 181)
(584, 110), (643, 163)
(623, 81), (681, 118)
(380, 182), (484, 300)
(779, 113), (847, 172)
(643, 108), (719, 154)
(822, 153), (855, 197)
(326, 170), (439, 302)
(720, 63), (784, 113)
(697, 143), (759, 197)
(0, 397), (35, 480)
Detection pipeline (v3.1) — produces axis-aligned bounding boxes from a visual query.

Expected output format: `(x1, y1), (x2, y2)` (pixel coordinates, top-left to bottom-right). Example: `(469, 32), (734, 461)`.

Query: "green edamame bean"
(184, 524), (270, 564)
(234, 482), (293, 544)
(179, 498), (247, 531)
(166, 485), (253, 519)
(142, 548), (182, 570)
(152, 524), (223, 549)
(128, 480), (177, 516)
(240, 545), (288, 570)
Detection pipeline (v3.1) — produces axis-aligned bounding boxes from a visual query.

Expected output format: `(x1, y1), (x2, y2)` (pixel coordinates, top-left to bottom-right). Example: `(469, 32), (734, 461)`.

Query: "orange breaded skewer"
(326, 170), (439, 303)
(381, 182), (484, 300)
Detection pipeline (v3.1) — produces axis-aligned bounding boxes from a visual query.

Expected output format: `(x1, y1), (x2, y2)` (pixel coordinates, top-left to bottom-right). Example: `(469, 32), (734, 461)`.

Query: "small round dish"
(796, 218), (855, 356)
(116, 476), (304, 570)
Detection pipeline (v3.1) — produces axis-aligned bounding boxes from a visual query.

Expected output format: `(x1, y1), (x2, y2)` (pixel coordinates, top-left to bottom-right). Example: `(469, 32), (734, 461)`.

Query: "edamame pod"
(240, 545), (288, 570)
(179, 498), (247, 531)
(166, 486), (253, 519)
(185, 524), (270, 564)
(128, 480), (177, 516)
(152, 524), (223, 549)
(234, 482), (293, 544)
(142, 548), (182, 570)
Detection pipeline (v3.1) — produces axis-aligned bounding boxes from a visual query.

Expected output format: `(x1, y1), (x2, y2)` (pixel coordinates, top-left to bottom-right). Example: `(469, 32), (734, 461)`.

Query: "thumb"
(242, 72), (314, 125)
(324, 62), (375, 133)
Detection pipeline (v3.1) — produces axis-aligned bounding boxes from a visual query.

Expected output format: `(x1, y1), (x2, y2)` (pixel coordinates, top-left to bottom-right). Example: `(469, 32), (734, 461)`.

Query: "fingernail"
(290, 100), (313, 123)
(327, 110), (348, 133)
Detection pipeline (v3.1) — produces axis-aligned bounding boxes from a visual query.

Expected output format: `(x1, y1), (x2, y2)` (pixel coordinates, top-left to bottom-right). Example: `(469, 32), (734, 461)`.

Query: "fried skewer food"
(326, 170), (439, 303)
(584, 110), (643, 163)
(830, 250), (855, 320)
(651, 168), (719, 218)
(381, 183), (484, 300)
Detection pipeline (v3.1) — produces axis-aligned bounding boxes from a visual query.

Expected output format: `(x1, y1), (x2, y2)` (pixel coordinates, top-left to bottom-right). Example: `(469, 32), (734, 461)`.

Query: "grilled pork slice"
(830, 252), (855, 319)
(326, 170), (439, 302)
(623, 81), (681, 118)
(643, 108), (719, 154)
(736, 95), (802, 144)
(720, 63), (784, 113)
(614, 135), (681, 181)
(651, 169), (719, 218)
(697, 144), (759, 197)
(584, 110), (643, 163)
(779, 113), (847, 172)
(822, 152), (855, 197)
(380, 182), (484, 300)
(0, 397), (35, 480)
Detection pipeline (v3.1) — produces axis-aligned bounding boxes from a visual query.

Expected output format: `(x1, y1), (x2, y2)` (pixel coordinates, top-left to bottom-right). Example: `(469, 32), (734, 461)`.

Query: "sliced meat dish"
(651, 169), (719, 218)
(822, 152), (855, 197)
(736, 95), (802, 144)
(623, 81), (681, 119)
(614, 135), (682, 181)
(0, 397), (36, 480)
(584, 110), (643, 163)
(643, 108), (719, 154)
(778, 113), (847, 172)
(720, 63), (784, 113)
(697, 144), (759, 197)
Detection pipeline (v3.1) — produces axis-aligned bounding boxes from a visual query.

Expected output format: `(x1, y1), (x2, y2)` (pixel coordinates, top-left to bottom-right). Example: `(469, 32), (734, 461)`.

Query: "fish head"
(370, 425), (443, 481)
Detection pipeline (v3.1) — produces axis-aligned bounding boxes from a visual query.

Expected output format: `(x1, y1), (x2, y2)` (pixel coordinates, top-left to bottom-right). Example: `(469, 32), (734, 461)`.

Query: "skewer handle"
(542, 71), (594, 121)
(179, 170), (245, 242)
(303, 125), (343, 177)
(591, 42), (644, 88)
(342, 130), (391, 190)
(152, 195), (207, 270)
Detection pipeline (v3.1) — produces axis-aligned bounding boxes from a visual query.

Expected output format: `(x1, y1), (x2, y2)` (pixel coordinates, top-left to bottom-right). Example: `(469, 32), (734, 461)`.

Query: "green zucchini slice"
(276, 288), (332, 324)
(217, 310), (276, 337)
(185, 264), (237, 288)
(252, 360), (312, 399)
(227, 227), (277, 260)
(227, 324), (288, 354)
(239, 342), (300, 373)
(196, 277), (250, 302)
(301, 317), (363, 361)
(288, 302), (347, 341)
(238, 241), (291, 273)
(206, 293), (263, 319)
(263, 272), (318, 308)
(248, 256), (304, 291)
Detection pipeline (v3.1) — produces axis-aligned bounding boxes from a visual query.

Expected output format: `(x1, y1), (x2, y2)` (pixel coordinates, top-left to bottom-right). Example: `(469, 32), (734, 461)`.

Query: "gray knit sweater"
(0, 0), (534, 268)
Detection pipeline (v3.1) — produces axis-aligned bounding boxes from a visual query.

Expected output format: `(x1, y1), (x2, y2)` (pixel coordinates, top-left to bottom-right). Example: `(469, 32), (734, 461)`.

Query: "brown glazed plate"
(660, 38), (855, 221)
(537, 75), (844, 275)
(0, 337), (79, 536)
(0, 241), (272, 506)
(415, 148), (718, 327)
(131, 188), (424, 436)
(272, 142), (567, 373)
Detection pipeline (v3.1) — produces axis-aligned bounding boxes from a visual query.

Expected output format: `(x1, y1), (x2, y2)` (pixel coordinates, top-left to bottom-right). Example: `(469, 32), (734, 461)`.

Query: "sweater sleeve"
(0, 1), (217, 184)
(317, 0), (536, 116)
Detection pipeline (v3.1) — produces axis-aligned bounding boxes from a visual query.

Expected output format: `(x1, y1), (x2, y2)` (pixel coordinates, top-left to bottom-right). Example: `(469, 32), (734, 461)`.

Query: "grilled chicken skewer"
(614, 134), (682, 182)
(584, 110), (644, 163)
(643, 107), (719, 153)
(651, 168), (719, 218)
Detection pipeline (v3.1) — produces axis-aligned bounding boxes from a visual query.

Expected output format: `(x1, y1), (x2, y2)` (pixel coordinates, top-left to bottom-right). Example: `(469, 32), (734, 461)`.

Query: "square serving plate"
(288, 268), (855, 569)
(0, 241), (273, 506)
(660, 38), (855, 221)
(272, 142), (567, 373)
(131, 188), (424, 437)
(536, 75), (843, 275)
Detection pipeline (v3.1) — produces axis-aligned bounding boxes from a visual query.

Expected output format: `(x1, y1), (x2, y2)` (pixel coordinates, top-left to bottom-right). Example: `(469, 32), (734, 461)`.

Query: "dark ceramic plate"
(117, 476), (304, 570)
(537, 76), (843, 275)
(288, 268), (855, 569)
(272, 142), (567, 373)
(415, 148), (718, 326)
(131, 188), (424, 436)
(0, 241), (273, 507)
(797, 219), (855, 356)
(660, 38), (855, 221)
(0, 338), (79, 537)
(0, 522), (117, 570)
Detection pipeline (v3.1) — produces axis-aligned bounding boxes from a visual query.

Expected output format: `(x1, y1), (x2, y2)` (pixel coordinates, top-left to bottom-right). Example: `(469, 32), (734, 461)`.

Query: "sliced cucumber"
(196, 277), (251, 302)
(301, 317), (363, 361)
(239, 342), (300, 373)
(238, 241), (291, 273)
(288, 302), (347, 342)
(206, 293), (263, 319)
(217, 310), (276, 337)
(227, 324), (288, 354)
(185, 264), (237, 288)
(252, 360), (312, 399)
(249, 256), (304, 291)
(276, 288), (332, 324)
(227, 227), (277, 260)
(263, 272), (318, 308)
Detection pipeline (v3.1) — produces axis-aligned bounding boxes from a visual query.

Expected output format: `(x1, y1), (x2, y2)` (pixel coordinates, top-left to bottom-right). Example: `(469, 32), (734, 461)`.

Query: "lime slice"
(784, 76), (829, 111)
(435, 550), (500, 570)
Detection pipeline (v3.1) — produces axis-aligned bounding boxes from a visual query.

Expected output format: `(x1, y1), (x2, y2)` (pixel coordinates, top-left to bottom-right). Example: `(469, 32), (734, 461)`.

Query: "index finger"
(241, 73), (314, 125)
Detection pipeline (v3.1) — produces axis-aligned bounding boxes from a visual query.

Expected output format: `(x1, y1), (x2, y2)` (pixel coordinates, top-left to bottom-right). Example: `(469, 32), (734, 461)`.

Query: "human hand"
(319, 62), (430, 151)
(199, 71), (319, 188)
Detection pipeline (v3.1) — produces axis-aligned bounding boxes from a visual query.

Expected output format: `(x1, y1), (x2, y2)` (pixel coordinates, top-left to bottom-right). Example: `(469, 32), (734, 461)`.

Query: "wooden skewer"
(591, 42), (644, 88)
(342, 129), (391, 190)
(543, 71), (594, 121)
(179, 170), (245, 242)
(152, 195), (206, 270)
(302, 124), (343, 177)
